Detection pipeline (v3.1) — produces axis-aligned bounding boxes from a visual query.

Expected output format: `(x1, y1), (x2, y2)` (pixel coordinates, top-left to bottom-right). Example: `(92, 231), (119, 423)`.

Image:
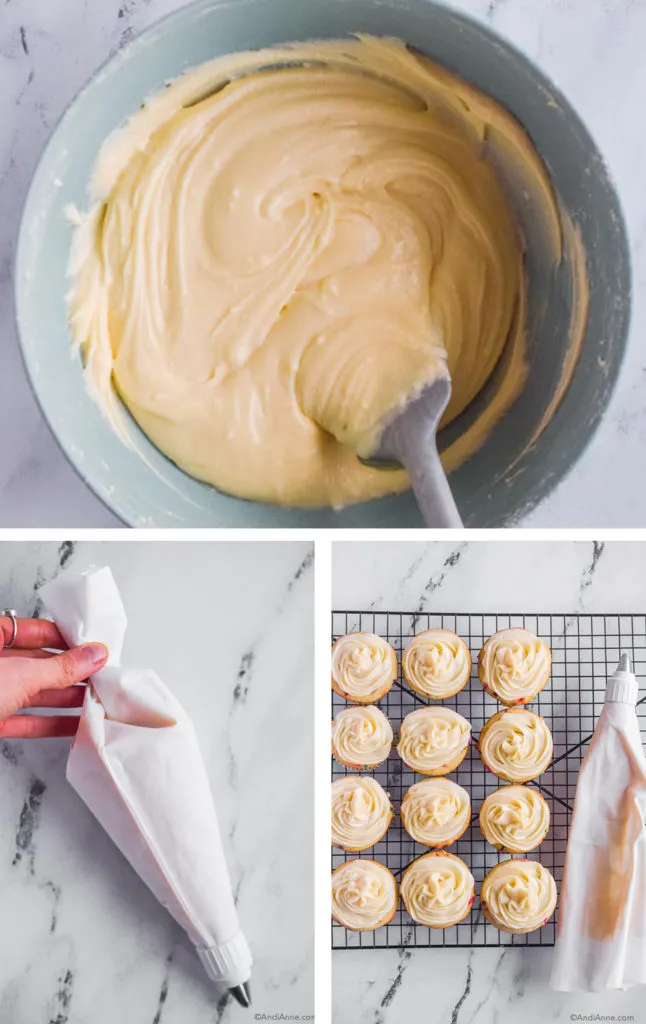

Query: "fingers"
(12, 643), (109, 697)
(0, 715), (80, 740)
(27, 686), (86, 710)
(0, 649), (55, 660)
(0, 617), (67, 652)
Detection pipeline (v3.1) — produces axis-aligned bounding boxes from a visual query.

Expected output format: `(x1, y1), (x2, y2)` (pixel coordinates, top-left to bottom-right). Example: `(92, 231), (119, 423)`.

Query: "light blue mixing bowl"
(15, 0), (631, 527)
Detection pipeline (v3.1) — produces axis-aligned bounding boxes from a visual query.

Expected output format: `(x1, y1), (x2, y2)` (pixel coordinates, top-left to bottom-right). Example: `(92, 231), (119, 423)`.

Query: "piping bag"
(552, 653), (646, 992)
(40, 567), (253, 1008)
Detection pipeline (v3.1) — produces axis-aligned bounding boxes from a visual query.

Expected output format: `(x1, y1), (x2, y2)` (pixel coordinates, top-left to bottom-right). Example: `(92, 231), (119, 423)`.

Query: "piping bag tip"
(619, 651), (632, 673)
(228, 981), (252, 1008)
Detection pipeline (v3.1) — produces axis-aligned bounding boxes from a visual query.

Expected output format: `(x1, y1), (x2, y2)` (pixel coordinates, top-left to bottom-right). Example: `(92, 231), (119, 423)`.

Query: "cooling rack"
(331, 610), (646, 949)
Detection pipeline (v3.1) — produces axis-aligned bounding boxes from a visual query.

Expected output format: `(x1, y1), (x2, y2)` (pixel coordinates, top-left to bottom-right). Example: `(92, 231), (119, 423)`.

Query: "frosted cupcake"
(331, 705), (393, 769)
(331, 859), (398, 931)
(478, 628), (551, 706)
(331, 777), (393, 852)
(331, 633), (397, 703)
(478, 708), (553, 783)
(479, 785), (550, 853)
(401, 778), (471, 848)
(398, 707), (471, 776)
(403, 629), (471, 700)
(401, 851), (475, 928)
(480, 859), (557, 933)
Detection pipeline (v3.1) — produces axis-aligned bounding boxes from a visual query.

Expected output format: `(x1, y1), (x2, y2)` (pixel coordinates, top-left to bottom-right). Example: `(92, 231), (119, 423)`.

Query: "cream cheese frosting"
(332, 859), (398, 930)
(403, 630), (471, 699)
(479, 629), (551, 704)
(331, 705), (393, 767)
(478, 708), (553, 782)
(398, 707), (471, 775)
(401, 778), (471, 847)
(479, 785), (550, 852)
(68, 35), (569, 507)
(401, 852), (474, 927)
(331, 776), (393, 851)
(480, 859), (557, 933)
(331, 633), (397, 703)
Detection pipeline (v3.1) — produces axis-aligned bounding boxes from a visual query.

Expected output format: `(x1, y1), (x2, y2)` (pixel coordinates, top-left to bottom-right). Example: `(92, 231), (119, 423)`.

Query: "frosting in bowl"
(331, 705), (393, 767)
(401, 852), (474, 927)
(401, 778), (471, 847)
(481, 859), (557, 933)
(332, 859), (398, 930)
(331, 776), (392, 851)
(478, 708), (553, 782)
(479, 629), (551, 704)
(331, 633), (397, 702)
(403, 630), (471, 699)
(480, 785), (550, 852)
(398, 706), (471, 775)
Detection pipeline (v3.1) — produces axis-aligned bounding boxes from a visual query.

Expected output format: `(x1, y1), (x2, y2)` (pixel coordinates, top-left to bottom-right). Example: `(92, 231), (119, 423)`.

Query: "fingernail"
(80, 643), (109, 669)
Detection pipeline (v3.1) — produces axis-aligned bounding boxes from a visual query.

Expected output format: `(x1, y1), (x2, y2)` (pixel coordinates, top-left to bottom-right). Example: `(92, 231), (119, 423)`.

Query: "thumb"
(26, 643), (109, 693)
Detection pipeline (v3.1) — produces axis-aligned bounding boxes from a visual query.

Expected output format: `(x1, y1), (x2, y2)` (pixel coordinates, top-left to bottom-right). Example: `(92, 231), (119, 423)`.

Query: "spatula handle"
(388, 425), (463, 528)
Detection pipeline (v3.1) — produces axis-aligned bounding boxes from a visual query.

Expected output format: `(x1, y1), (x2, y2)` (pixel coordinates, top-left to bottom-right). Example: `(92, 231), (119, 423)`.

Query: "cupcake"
(401, 851), (475, 928)
(479, 785), (550, 853)
(478, 708), (553, 783)
(331, 859), (398, 931)
(480, 859), (557, 933)
(331, 705), (393, 769)
(398, 707), (471, 776)
(331, 633), (397, 703)
(331, 777), (393, 852)
(403, 629), (471, 700)
(401, 778), (471, 848)
(478, 628), (551, 706)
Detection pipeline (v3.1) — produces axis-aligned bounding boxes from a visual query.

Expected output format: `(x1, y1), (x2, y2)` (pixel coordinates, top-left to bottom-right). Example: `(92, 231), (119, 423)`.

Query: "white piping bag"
(552, 653), (646, 992)
(40, 567), (252, 1007)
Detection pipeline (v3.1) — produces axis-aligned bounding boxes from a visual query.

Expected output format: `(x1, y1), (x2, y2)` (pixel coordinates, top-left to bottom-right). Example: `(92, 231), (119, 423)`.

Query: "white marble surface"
(1, 0), (645, 526)
(332, 539), (646, 1024)
(0, 540), (314, 1023)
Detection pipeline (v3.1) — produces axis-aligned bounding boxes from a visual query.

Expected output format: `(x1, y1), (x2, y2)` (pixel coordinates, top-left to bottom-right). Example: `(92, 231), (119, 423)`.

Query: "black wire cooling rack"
(331, 610), (646, 949)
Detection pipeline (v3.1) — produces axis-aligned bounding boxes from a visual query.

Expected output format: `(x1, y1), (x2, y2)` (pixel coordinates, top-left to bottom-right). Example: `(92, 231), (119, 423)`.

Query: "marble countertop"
(1, 0), (645, 526)
(332, 539), (646, 1024)
(0, 539), (314, 1024)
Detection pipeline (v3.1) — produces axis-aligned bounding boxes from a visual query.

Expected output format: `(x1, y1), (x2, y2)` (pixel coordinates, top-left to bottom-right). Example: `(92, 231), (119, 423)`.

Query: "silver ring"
(1, 609), (18, 648)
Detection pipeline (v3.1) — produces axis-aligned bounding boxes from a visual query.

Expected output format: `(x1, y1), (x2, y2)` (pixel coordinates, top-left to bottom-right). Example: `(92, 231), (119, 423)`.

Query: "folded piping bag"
(551, 654), (646, 992)
(40, 567), (252, 989)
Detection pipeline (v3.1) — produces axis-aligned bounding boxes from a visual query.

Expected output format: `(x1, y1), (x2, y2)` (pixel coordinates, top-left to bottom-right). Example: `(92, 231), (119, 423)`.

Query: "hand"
(0, 615), (108, 739)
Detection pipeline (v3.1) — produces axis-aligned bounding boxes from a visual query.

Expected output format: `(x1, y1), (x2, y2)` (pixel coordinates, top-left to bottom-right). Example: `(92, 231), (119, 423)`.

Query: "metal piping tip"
(619, 652), (632, 673)
(228, 982), (252, 1008)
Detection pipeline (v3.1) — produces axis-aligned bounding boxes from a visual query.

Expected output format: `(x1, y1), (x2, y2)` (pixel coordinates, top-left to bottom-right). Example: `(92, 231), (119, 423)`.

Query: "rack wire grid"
(331, 609), (646, 950)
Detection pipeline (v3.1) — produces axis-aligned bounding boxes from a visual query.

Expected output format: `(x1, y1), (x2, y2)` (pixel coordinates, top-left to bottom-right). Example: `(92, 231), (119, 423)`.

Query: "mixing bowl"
(15, 0), (631, 527)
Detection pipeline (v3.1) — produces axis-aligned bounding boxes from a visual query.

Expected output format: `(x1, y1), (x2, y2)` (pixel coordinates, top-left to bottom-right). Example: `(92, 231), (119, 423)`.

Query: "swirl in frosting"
(480, 859), (557, 933)
(479, 629), (551, 705)
(403, 630), (471, 699)
(332, 859), (398, 931)
(331, 777), (393, 851)
(478, 709), (553, 782)
(332, 705), (393, 767)
(401, 778), (471, 847)
(401, 852), (474, 927)
(398, 707), (471, 775)
(332, 633), (397, 703)
(480, 785), (550, 852)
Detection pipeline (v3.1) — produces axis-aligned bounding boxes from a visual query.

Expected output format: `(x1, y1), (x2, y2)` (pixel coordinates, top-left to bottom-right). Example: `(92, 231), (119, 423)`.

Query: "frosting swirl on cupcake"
(332, 860), (398, 930)
(398, 707), (471, 775)
(332, 777), (393, 851)
(479, 629), (550, 704)
(403, 630), (471, 699)
(478, 709), (552, 782)
(332, 706), (393, 767)
(480, 859), (557, 933)
(480, 785), (550, 852)
(401, 852), (474, 927)
(332, 633), (397, 702)
(401, 778), (471, 847)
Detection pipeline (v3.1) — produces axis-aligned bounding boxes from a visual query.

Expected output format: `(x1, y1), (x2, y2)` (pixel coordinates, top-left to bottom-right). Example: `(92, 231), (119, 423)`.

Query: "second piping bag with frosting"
(39, 566), (252, 993)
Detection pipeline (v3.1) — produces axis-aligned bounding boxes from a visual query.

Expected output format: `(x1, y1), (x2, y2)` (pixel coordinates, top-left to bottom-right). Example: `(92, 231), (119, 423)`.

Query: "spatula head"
(366, 376), (452, 467)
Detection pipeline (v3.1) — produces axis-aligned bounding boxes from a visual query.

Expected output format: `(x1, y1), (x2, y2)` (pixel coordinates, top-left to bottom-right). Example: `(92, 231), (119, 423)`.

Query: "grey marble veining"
(1, 0), (645, 526)
(332, 540), (646, 1024)
(0, 540), (314, 1024)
